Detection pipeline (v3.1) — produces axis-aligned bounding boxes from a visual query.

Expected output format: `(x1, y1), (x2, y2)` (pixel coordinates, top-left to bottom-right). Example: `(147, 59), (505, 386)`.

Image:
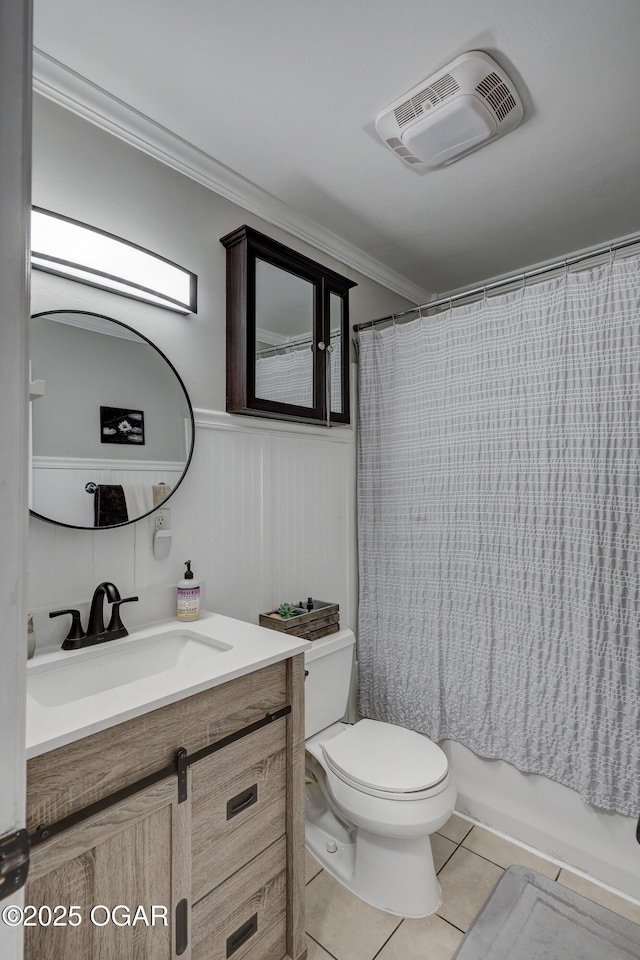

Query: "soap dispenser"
(177, 560), (200, 622)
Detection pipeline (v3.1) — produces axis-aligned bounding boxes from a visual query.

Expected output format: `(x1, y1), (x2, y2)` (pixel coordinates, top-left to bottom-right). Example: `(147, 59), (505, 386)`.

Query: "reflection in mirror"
(29, 311), (194, 529)
(329, 292), (343, 416)
(254, 258), (315, 408)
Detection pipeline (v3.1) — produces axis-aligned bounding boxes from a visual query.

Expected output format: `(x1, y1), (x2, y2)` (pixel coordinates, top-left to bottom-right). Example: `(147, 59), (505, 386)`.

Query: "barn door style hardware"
(29, 707), (292, 845)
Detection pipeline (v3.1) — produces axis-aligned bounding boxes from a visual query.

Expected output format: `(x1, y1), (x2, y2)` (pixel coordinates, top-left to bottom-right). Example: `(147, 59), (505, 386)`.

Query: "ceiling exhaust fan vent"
(475, 71), (518, 123)
(393, 73), (460, 128)
(376, 51), (523, 169)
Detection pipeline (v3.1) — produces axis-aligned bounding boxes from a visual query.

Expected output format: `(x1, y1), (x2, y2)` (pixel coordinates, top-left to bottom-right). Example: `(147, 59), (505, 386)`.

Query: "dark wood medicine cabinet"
(221, 225), (356, 425)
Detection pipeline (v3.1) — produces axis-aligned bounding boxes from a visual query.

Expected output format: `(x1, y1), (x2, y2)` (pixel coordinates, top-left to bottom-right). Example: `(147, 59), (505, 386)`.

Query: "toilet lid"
(322, 719), (448, 794)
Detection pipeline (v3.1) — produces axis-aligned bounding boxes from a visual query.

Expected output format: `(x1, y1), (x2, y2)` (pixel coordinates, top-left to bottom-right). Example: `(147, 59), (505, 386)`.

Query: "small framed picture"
(100, 406), (145, 445)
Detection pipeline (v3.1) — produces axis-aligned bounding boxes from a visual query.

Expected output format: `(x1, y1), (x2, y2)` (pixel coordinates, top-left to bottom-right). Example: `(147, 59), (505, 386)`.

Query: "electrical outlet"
(155, 508), (171, 530)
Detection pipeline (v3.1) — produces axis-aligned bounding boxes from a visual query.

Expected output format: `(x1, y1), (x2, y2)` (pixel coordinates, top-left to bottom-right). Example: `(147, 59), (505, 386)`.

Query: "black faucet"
(50, 581), (138, 650)
(86, 581), (121, 638)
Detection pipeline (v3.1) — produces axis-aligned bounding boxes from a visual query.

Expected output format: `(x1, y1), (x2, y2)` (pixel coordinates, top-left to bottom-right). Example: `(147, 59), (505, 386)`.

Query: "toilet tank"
(304, 628), (356, 737)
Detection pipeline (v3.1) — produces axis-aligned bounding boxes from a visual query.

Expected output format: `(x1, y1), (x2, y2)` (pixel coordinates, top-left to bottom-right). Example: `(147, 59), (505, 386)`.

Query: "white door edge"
(0, 1), (32, 958)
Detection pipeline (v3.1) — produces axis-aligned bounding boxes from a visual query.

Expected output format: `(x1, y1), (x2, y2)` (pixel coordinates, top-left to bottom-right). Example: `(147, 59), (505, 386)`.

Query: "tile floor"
(304, 813), (640, 960)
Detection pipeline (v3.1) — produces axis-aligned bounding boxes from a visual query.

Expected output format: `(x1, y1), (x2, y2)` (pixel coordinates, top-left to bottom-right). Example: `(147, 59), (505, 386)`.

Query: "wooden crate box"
(259, 600), (339, 641)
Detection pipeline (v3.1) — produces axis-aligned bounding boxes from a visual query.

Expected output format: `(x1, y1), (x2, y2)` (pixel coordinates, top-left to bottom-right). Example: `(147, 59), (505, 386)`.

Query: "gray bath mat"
(452, 865), (640, 960)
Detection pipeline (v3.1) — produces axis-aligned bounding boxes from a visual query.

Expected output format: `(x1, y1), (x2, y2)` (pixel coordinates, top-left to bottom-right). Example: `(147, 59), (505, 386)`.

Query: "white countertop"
(26, 611), (311, 759)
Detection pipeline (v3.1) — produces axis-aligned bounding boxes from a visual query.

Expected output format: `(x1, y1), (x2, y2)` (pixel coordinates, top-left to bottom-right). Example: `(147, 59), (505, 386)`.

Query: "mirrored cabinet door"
(327, 288), (349, 424)
(222, 225), (355, 425)
(254, 258), (317, 410)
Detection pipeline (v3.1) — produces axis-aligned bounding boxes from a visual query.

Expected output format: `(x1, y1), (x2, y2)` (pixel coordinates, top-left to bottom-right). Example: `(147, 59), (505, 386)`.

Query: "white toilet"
(304, 628), (456, 917)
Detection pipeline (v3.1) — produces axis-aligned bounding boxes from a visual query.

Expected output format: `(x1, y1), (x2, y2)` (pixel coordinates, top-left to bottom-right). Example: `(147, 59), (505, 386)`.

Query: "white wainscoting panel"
(267, 433), (355, 615)
(179, 421), (268, 622)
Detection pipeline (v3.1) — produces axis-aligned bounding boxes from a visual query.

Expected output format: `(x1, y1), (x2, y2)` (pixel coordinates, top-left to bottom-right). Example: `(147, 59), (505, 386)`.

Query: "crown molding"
(33, 48), (432, 305)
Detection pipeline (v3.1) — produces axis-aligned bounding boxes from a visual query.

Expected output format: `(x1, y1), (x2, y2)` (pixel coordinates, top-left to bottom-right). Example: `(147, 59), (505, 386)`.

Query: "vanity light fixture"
(31, 207), (197, 314)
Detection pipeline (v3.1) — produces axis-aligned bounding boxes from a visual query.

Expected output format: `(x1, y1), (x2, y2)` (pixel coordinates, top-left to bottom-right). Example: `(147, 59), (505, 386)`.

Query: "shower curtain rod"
(256, 329), (341, 358)
(353, 231), (640, 333)
(256, 333), (313, 358)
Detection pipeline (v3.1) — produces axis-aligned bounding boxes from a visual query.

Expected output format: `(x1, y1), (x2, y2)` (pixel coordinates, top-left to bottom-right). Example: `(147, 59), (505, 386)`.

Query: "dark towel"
(94, 484), (128, 527)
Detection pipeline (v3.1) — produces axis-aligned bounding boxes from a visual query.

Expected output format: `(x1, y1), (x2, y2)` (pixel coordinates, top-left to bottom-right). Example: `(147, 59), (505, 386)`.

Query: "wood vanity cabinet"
(24, 656), (306, 960)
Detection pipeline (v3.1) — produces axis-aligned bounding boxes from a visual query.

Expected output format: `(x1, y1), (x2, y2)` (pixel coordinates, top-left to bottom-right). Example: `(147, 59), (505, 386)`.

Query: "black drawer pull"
(226, 913), (257, 957)
(226, 783), (258, 820)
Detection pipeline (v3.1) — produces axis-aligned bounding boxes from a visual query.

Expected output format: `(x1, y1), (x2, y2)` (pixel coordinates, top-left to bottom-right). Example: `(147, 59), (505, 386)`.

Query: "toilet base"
(306, 804), (441, 917)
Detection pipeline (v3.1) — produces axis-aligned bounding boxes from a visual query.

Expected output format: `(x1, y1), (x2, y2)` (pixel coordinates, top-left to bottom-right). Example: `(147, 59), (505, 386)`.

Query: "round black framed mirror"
(29, 310), (195, 529)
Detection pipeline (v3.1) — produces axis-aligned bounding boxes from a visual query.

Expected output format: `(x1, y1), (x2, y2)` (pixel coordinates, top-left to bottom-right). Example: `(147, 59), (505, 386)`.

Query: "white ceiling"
(33, 0), (640, 302)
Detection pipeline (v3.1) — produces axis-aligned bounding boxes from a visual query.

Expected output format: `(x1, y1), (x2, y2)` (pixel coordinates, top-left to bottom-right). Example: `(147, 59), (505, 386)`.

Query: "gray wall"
(31, 94), (412, 413)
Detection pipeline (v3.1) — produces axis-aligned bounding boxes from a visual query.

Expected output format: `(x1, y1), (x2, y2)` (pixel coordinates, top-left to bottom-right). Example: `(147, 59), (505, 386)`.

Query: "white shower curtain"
(356, 256), (640, 816)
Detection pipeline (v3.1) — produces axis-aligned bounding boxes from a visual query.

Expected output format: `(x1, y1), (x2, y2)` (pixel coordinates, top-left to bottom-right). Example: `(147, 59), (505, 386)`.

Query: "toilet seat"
(322, 718), (449, 800)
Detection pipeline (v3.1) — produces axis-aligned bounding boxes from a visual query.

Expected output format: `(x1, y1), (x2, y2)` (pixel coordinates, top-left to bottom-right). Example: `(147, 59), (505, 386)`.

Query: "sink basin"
(27, 629), (232, 708)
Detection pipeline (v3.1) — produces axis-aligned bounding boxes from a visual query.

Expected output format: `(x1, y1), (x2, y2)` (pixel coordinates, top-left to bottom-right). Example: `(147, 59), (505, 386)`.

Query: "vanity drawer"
(191, 716), (287, 903)
(192, 837), (287, 960)
(26, 661), (287, 834)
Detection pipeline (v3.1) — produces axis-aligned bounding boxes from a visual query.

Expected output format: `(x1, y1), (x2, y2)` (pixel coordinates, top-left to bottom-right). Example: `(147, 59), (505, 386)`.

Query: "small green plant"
(277, 602), (299, 620)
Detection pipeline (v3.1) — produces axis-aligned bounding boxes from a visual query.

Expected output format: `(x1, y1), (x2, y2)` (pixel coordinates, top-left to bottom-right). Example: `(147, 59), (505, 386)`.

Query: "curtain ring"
(609, 243), (615, 267)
